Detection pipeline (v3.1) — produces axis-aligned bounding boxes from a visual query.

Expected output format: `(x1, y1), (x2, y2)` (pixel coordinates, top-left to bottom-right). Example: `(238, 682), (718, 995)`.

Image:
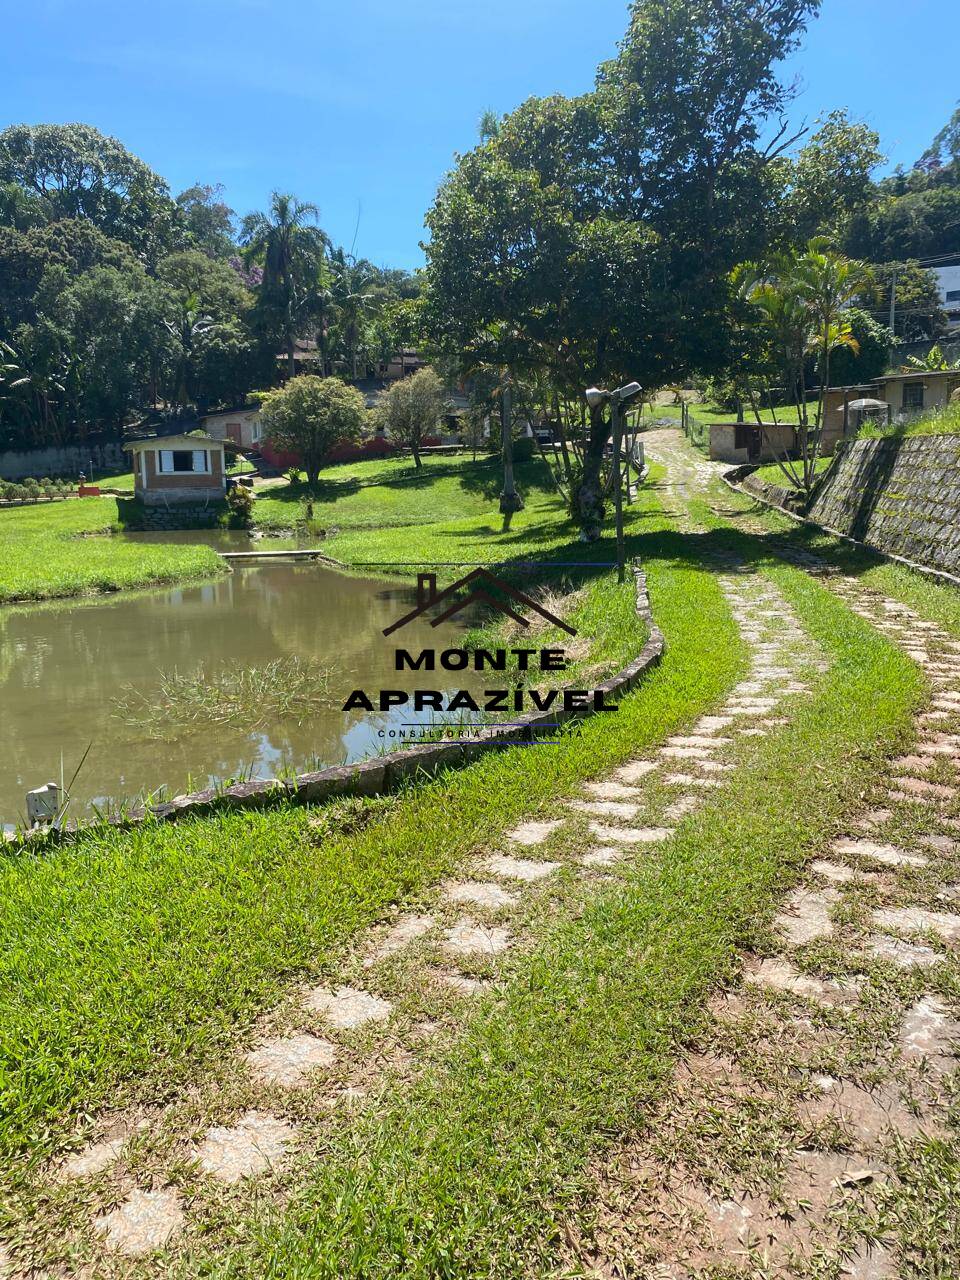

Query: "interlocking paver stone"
(776, 887), (839, 945)
(196, 1111), (296, 1183)
(832, 838), (928, 868)
(866, 934), (943, 969)
(872, 906), (960, 943)
(442, 881), (517, 910)
(505, 819), (563, 846)
(444, 921), (511, 957)
(588, 822), (673, 845)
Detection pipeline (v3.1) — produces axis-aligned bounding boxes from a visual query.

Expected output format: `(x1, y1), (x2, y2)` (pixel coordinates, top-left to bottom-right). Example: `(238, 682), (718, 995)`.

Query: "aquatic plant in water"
(111, 657), (336, 739)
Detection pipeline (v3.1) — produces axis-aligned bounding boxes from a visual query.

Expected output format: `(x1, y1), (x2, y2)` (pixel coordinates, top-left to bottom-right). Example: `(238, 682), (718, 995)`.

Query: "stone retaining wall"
(16, 562), (664, 844)
(733, 434), (960, 581)
(126, 504), (227, 530)
(741, 470), (803, 513)
(806, 435), (960, 577)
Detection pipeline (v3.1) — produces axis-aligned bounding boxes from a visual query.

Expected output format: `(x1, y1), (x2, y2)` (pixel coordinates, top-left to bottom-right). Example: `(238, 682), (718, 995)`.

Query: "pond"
(0, 561), (482, 829)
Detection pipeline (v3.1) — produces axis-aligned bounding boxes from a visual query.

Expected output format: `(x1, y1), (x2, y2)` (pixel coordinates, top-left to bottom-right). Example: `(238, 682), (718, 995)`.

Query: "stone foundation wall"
(804, 435), (960, 576)
(130, 504), (227, 530)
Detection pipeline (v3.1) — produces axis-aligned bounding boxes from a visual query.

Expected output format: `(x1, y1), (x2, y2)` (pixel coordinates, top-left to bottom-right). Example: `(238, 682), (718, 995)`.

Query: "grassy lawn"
(218, 561), (920, 1278)
(252, 451), (560, 538)
(0, 497), (224, 604)
(751, 454), (833, 488)
(857, 399), (960, 439)
(0, 469), (750, 1172)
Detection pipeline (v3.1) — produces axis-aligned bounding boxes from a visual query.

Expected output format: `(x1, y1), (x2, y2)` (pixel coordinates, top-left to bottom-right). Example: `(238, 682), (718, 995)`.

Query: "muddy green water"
(0, 561), (480, 828)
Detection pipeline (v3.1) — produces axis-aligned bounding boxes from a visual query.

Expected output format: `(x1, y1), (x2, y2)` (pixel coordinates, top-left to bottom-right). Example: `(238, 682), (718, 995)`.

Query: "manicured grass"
(0, 497), (223, 603)
(0, 472), (747, 1166)
(752, 455), (832, 488)
(252, 452), (561, 535)
(208, 543), (923, 1277)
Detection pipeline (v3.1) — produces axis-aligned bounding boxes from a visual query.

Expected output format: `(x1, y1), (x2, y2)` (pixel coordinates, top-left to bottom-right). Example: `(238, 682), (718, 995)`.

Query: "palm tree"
(328, 250), (377, 379)
(792, 238), (865, 436)
(240, 192), (329, 378)
(744, 242), (865, 495)
(164, 292), (215, 408)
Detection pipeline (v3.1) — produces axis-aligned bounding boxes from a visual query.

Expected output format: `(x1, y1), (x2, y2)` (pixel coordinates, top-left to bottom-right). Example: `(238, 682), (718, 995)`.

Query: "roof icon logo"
(383, 568), (576, 637)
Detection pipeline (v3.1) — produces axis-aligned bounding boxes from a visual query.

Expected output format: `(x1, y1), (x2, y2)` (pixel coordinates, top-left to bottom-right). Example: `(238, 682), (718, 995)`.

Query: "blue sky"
(2, 0), (957, 270)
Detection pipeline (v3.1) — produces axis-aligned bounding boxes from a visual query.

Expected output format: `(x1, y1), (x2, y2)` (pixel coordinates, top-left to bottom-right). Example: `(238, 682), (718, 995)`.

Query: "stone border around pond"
(11, 561), (664, 845)
(723, 465), (960, 592)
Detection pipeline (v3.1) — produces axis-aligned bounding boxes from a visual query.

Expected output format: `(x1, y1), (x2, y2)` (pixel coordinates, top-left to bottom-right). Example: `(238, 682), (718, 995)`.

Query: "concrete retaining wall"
(0, 441), (125, 480)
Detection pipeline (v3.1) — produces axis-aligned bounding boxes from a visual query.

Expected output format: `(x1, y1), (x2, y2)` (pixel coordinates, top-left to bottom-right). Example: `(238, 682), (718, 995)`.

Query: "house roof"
(828, 370), (960, 392)
(200, 405), (259, 420)
(123, 432), (227, 452)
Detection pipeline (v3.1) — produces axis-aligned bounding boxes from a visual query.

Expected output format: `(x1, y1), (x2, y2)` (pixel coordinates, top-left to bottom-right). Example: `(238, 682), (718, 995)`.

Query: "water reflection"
(0, 564), (479, 826)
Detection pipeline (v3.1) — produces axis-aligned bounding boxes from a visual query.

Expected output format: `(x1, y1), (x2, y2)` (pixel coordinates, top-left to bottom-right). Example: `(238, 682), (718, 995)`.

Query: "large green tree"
(424, 0), (821, 536)
(257, 375), (367, 488)
(175, 183), (236, 259)
(776, 110), (882, 245)
(0, 123), (181, 264)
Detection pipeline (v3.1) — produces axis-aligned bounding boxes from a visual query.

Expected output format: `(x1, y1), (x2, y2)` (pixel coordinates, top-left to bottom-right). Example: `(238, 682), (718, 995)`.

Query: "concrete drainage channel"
(8, 539), (823, 1270)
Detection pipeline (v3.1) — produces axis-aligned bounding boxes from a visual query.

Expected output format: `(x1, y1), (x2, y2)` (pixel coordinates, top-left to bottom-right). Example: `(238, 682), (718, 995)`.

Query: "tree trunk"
(577, 401), (610, 540)
(287, 332), (297, 381)
(411, 440), (422, 469)
(499, 380), (523, 529)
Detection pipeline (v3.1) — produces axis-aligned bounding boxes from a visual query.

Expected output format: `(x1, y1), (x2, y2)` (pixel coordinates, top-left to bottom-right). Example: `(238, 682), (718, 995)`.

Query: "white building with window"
(932, 263), (960, 325)
(200, 406), (264, 449)
(124, 433), (228, 506)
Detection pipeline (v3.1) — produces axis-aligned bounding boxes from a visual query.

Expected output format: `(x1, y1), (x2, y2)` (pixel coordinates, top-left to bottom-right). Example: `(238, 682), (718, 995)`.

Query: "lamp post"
(584, 382), (642, 583)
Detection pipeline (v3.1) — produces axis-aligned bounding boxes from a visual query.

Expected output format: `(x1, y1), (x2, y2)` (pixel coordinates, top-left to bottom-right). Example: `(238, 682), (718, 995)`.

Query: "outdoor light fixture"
(613, 381), (642, 404)
(584, 382), (642, 408)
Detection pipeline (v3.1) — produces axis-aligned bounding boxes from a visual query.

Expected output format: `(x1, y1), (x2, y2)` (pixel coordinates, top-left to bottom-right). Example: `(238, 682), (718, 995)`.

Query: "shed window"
(946, 290), (960, 302)
(902, 383), (924, 411)
(158, 448), (210, 474)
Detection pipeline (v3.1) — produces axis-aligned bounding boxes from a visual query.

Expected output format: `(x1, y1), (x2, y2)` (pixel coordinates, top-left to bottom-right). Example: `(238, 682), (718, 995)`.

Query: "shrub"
(225, 483), (254, 527)
(512, 436), (535, 463)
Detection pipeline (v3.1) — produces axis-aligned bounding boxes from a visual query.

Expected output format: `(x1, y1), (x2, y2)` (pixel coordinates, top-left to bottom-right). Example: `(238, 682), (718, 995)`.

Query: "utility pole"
(888, 269), (897, 338)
